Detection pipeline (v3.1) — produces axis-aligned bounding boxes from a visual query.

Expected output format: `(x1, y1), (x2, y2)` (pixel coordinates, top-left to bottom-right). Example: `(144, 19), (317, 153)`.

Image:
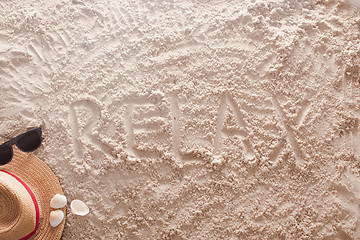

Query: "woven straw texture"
(0, 146), (65, 240)
(0, 171), (37, 239)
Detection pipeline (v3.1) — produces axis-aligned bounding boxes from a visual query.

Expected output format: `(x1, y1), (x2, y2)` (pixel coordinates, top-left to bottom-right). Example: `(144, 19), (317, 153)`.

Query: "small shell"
(50, 194), (67, 209)
(49, 210), (64, 227)
(71, 199), (89, 216)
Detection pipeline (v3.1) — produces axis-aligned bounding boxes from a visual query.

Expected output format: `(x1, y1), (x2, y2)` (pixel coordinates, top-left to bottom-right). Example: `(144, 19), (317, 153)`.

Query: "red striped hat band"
(0, 170), (39, 240)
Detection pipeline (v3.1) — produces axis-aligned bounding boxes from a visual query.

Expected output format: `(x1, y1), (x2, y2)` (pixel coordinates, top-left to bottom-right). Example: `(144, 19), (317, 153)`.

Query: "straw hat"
(0, 146), (65, 240)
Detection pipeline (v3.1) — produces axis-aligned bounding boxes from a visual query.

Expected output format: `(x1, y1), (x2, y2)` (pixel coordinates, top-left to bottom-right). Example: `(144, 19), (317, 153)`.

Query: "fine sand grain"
(1, 0), (360, 239)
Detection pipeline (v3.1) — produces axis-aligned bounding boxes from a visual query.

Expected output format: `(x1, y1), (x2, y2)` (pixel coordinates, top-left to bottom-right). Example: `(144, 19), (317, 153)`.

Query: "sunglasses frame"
(0, 128), (42, 165)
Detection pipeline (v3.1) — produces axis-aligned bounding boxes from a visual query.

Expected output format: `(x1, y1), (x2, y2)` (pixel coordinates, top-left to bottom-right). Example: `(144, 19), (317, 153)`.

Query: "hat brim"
(0, 146), (65, 240)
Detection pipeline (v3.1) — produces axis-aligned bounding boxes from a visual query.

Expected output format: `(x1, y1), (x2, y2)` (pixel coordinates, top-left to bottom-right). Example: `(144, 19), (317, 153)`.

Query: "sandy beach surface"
(1, 0), (360, 239)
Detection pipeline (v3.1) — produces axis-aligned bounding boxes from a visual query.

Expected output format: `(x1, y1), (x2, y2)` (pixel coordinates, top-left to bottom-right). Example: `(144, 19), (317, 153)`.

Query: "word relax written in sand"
(69, 92), (312, 167)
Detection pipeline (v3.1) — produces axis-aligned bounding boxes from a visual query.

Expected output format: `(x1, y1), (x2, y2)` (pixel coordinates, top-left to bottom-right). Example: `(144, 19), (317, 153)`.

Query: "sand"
(1, 0), (360, 239)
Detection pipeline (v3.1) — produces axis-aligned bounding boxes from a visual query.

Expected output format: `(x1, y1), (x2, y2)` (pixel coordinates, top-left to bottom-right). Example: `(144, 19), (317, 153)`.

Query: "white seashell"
(71, 199), (89, 216)
(49, 210), (64, 227)
(50, 194), (67, 209)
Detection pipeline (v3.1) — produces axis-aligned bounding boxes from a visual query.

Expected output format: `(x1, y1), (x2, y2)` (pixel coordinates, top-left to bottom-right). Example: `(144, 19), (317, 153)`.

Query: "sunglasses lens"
(0, 144), (12, 165)
(16, 130), (41, 152)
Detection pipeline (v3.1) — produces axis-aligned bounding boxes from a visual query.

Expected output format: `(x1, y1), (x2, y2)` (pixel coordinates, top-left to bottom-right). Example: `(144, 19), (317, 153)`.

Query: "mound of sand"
(1, 0), (360, 239)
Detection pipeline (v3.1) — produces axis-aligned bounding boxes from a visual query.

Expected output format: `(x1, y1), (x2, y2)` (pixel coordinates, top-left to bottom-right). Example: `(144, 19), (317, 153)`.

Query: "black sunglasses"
(0, 128), (42, 166)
